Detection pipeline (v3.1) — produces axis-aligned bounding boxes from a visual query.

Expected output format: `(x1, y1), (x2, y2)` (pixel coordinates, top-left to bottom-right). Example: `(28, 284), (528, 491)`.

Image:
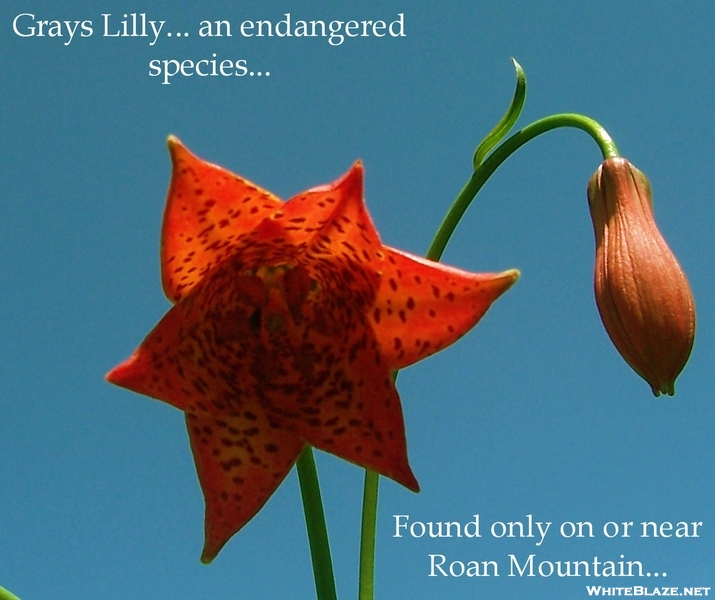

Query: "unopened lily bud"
(587, 157), (695, 396)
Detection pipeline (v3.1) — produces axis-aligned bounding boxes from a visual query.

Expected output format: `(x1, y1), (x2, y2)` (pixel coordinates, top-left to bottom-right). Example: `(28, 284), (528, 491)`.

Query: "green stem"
(0, 586), (21, 600)
(297, 446), (338, 600)
(356, 112), (618, 600)
(427, 113), (619, 261)
(358, 470), (380, 600)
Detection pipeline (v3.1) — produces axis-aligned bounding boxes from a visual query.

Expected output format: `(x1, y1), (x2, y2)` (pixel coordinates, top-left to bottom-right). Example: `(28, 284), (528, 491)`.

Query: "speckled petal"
(186, 412), (304, 563)
(297, 321), (419, 492)
(161, 137), (282, 303)
(278, 161), (383, 257)
(105, 303), (193, 412)
(370, 248), (519, 369)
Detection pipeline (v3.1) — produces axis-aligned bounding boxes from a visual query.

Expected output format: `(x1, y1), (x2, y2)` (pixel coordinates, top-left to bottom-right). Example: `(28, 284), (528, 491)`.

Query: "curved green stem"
(428, 113), (619, 261)
(356, 111), (618, 600)
(297, 446), (338, 600)
(0, 586), (21, 600)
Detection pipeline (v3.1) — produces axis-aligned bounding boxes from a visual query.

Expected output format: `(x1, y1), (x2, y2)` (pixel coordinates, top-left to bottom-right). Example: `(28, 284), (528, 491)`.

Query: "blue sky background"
(1, 1), (713, 598)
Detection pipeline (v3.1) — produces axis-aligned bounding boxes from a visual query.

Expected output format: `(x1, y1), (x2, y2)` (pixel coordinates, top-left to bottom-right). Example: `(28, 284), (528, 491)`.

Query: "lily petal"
(370, 248), (519, 369)
(299, 324), (419, 493)
(106, 304), (192, 411)
(279, 161), (383, 255)
(186, 412), (304, 563)
(161, 137), (282, 302)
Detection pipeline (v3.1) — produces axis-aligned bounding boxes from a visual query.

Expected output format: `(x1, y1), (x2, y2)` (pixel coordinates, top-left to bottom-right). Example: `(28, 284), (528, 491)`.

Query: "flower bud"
(587, 157), (695, 396)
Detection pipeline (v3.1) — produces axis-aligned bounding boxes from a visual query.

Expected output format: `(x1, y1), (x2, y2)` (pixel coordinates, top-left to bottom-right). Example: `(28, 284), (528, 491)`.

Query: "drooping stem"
(427, 113), (619, 261)
(297, 446), (338, 600)
(356, 112), (618, 600)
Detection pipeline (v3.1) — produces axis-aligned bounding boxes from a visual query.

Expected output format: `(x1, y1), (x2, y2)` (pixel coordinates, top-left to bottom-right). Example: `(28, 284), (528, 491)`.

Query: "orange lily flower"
(107, 137), (518, 562)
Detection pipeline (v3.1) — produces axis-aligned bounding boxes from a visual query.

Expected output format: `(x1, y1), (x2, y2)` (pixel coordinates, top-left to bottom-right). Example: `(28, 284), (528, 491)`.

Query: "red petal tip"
(166, 134), (182, 150)
(337, 160), (364, 194)
(105, 355), (142, 391)
(497, 268), (520, 289)
(402, 470), (420, 493)
(167, 135), (191, 163)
